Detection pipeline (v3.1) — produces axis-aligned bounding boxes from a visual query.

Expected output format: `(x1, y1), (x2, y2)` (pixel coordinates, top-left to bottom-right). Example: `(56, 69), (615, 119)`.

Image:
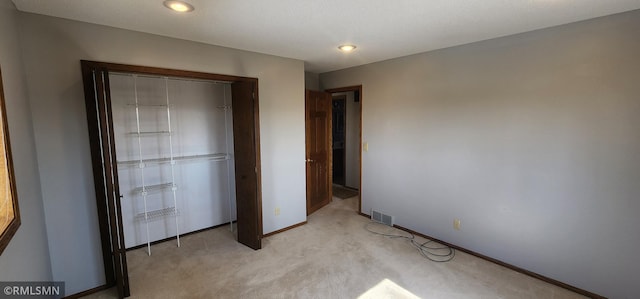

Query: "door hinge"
(255, 167), (258, 173)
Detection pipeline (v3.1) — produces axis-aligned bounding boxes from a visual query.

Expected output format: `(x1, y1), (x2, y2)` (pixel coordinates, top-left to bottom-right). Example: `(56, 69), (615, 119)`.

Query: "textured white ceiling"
(12, 0), (640, 73)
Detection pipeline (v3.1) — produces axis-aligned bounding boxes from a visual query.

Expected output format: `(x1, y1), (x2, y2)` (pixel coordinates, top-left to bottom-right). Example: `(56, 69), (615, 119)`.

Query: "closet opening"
(81, 61), (262, 298)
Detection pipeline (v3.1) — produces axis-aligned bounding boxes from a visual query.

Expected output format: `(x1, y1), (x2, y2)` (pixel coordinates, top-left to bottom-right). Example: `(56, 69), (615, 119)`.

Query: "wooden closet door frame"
(80, 60), (263, 297)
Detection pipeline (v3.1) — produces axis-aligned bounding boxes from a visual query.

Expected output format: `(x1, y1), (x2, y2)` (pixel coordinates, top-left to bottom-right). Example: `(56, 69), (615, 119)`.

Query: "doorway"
(332, 95), (346, 186)
(81, 61), (263, 298)
(305, 85), (362, 215)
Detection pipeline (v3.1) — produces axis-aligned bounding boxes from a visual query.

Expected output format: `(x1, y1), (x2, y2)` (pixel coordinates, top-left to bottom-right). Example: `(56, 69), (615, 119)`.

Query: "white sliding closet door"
(109, 73), (237, 249)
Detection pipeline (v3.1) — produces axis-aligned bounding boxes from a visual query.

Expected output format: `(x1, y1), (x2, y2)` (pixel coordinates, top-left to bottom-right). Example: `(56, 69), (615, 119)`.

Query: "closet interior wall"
(109, 73), (237, 249)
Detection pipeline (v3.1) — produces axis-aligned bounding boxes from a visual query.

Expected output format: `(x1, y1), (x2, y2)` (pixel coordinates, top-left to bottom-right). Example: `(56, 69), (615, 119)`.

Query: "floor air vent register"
(371, 210), (394, 227)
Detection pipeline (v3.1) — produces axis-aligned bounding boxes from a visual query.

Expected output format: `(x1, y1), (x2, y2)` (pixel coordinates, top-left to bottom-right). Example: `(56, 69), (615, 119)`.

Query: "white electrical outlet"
(453, 219), (461, 230)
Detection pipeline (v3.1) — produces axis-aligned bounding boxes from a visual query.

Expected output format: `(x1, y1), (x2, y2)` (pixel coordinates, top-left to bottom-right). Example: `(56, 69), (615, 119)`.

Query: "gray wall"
(321, 10), (640, 298)
(0, 0), (52, 282)
(18, 13), (306, 294)
(305, 72), (320, 91)
(345, 92), (360, 189)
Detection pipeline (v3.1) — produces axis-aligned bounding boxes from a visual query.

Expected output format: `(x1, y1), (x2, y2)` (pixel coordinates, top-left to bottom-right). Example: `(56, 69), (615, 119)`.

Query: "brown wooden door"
(232, 81), (263, 249)
(306, 90), (332, 215)
(81, 63), (130, 298)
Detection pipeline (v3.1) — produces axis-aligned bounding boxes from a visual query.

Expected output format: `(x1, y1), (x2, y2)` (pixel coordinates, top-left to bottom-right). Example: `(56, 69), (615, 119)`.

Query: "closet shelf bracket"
(131, 182), (176, 195)
(135, 207), (179, 222)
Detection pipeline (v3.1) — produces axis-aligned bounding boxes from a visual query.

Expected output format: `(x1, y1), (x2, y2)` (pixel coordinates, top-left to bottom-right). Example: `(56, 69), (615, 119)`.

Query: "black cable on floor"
(365, 221), (455, 262)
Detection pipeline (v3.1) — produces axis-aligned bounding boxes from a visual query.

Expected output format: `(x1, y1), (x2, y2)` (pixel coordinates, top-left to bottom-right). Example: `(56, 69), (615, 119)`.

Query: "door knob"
(306, 159), (314, 163)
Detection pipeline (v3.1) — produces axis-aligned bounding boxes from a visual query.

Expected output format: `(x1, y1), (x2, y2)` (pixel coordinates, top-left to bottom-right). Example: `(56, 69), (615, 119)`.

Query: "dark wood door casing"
(305, 90), (332, 215)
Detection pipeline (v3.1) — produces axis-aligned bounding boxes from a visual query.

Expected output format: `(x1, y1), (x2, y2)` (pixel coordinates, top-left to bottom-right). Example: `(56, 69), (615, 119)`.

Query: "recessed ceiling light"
(338, 45), (357, 52)
(163, 0), (195, 13)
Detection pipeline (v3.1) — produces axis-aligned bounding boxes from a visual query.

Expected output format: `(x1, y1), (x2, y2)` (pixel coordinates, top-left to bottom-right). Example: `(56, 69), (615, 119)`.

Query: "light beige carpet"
(333, 185), (359, 199)
(85, 197), (585, 298)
